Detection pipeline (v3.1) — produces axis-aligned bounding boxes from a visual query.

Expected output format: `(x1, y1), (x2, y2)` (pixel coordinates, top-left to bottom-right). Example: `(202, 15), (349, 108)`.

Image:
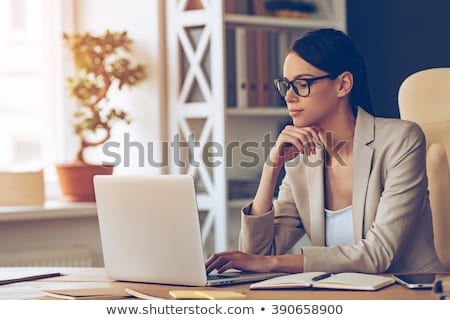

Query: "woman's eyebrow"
(283, 73), (315, 80)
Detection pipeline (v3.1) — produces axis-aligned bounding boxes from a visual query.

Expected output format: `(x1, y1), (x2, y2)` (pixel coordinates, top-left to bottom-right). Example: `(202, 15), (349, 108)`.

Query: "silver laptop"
(93, 174), (284, 286)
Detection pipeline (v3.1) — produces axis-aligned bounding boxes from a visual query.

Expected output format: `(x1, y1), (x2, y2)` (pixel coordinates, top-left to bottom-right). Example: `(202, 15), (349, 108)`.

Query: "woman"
(206, 28), (444, 274)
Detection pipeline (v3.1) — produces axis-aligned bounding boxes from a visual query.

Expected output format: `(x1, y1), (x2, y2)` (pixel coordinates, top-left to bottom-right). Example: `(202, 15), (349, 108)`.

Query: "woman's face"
(283, 52), (340, 127)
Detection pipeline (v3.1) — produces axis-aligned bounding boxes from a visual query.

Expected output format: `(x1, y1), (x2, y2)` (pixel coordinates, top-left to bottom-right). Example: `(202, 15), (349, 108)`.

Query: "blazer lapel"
(305, 146), (325, 246)
(352, 108), (375, 242)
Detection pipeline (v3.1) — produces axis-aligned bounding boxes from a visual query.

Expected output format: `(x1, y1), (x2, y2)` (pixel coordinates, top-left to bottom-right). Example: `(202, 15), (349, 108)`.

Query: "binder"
(225, 29), (237, 107)
(246, 29), (258, 106)
(255, 30), (271, 107)
(235, 28), (248, 108)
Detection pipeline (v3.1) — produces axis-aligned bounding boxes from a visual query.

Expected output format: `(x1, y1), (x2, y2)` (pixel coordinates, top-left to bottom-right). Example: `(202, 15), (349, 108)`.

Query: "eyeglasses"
(273, 74), (336, 97)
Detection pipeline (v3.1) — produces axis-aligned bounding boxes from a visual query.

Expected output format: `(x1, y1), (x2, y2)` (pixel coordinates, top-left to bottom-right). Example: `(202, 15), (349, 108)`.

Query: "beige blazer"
(239, 108), (444, 273)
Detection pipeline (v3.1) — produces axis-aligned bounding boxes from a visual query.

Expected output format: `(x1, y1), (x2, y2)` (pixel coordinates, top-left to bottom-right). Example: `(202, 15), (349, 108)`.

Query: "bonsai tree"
(63, 30), (147, 163)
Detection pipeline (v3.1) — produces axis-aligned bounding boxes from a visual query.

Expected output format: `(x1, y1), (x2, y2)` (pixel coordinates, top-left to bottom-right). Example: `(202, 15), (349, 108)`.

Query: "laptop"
(93, 174), (285, 286)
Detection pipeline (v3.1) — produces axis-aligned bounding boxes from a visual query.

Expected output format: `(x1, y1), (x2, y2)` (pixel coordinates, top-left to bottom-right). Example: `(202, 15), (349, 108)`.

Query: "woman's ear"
(336, 71), (353, 98)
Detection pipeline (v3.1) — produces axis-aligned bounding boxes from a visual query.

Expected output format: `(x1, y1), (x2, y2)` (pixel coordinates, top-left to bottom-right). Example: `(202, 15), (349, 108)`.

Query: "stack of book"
(224, 0), (317, 18)
(433, 275), (450, 300)
(225, 0), (269, 16)
(225, 1), (275, 108)
(226, 28), (284, 108)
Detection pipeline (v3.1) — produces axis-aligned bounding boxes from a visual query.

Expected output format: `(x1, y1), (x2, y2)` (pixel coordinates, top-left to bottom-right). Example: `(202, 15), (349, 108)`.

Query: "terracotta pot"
(56, 162), (114, 202)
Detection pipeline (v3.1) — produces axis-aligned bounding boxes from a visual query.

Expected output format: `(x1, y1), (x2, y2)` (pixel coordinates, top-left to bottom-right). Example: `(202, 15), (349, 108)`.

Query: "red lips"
(288, 109), (304, 117)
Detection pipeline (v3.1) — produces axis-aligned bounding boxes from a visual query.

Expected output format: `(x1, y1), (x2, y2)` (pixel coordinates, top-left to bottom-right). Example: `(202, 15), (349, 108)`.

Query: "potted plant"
(56, 30), (147, 202)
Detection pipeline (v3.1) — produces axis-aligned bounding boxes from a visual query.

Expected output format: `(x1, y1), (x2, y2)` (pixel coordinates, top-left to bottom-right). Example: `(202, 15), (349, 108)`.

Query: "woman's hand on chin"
(269, 125), (322, 168)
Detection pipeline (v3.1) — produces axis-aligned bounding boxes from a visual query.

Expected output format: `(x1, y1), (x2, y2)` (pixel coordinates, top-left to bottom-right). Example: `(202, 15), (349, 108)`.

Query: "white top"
(325, 205), (354, 247)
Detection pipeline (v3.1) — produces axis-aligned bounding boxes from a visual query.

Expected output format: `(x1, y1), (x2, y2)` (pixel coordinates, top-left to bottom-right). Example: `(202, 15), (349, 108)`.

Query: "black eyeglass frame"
(273, 74), (336, 97)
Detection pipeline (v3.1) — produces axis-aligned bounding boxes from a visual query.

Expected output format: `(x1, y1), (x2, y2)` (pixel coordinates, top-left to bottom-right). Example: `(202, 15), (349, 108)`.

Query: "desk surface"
(0, 267), (440, 300)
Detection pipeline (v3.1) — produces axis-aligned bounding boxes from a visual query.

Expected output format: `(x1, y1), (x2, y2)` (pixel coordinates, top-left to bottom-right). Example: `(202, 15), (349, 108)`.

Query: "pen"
(312, 273), (333, 281)
(0, 272), (62, 286)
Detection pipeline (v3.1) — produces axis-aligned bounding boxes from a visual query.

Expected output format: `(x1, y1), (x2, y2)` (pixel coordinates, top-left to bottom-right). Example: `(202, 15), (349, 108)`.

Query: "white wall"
(70, 0), (166, 174)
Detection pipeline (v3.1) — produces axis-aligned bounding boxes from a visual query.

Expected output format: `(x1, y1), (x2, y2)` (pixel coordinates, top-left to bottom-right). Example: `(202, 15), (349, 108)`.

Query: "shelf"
(167, 0), (346, 251)
(225, 14), (342, 30)
(0, 201), (97, 222)
(227, 107), (289, 117)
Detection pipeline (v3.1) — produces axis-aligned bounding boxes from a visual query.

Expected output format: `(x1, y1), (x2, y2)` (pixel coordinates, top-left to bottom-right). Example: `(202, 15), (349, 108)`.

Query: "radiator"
(0, 247), (93, 267)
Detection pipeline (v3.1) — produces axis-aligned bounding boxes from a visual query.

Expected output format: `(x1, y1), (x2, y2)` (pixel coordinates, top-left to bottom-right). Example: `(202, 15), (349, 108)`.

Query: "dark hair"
(290, 28), (374, 116)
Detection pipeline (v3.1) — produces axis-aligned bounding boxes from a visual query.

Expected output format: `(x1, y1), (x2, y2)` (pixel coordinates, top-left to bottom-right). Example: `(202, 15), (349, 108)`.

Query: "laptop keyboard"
(207, 273), (240, 280)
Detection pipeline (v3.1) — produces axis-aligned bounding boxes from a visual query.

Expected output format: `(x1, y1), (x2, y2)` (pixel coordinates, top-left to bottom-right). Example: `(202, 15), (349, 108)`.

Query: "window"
(0, 0), (61, 171)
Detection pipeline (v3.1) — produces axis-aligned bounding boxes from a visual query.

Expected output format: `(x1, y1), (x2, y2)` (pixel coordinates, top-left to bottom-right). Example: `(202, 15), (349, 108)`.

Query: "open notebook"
(250, 272), (395, 291)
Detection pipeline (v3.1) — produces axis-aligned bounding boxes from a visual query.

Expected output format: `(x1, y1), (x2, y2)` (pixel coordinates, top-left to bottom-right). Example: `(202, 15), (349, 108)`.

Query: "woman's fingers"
(206, 250), (272, 273)
(284, 126), (321, 152)
(275, 125), (322, 161)
(217, 260), (235, 274)
(278, 135), (304, 155)
(205, 249), (239, 274)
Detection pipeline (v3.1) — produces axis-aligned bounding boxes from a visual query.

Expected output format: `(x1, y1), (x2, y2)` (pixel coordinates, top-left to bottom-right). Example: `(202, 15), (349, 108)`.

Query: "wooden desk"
(0, 267), (439, 300)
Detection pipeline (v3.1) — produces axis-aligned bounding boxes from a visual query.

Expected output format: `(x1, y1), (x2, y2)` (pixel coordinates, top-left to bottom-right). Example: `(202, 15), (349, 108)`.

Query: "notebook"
(124, 288), (246, 300)
(250, 272), (395, 291)
(41, 287), (131, 300)
(93, 174), (284, 286)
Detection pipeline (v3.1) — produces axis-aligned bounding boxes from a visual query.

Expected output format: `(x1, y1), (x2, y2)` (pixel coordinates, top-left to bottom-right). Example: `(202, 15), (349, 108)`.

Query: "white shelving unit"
(227, 107), (288, 117)
(165, 0), (346, 254)
(225, 13), (344, 29)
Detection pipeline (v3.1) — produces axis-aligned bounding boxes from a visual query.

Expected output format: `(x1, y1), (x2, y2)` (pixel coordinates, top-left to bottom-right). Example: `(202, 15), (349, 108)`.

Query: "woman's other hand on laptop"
(205, 249), (304, 274)
(206, 249), (272, 274)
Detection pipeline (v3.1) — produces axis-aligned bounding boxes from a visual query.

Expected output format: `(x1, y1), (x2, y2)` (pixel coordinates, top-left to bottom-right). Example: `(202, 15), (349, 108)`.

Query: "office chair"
(398, 67), (450, 270)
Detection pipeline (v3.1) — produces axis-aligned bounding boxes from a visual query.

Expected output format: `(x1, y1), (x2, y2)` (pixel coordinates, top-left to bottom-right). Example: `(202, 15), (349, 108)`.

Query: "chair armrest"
(426, 144), (450, 269)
